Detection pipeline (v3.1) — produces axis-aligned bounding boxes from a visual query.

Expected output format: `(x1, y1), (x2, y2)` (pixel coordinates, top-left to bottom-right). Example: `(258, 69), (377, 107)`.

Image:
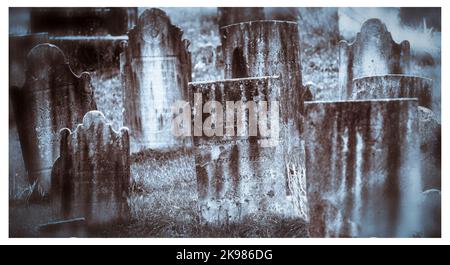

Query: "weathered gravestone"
(51, 111), (130, 226)
(418, 106), (441, 190)
(11, 43), (97, 194)
(121, 8), (192, 152)
(339, 19), (410, 100)
(352, 74), (433, 109)
(304, 98), (422, 237)
(189, 76), (307, 224)
(220, 20), (304, 130)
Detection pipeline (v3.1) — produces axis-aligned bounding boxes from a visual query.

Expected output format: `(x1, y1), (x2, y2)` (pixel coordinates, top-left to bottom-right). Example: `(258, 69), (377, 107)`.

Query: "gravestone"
(352, 74), (432, 108)
(418, 106), (441, 190)
(220, 20), (304, 131)
(189, 76), (307, 224)
(304, 98), (422, 237)
(121, 8), (192, 152)
(339, 19), (410, 100)
(52, 111), (130, 226)
(11, 43), (97, 194)
(421, 189), (441, 237)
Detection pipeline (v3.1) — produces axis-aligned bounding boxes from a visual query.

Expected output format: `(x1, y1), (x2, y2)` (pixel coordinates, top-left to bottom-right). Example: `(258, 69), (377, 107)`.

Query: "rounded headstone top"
(360, 18), (388, 36)
(26, 43), (68, 81)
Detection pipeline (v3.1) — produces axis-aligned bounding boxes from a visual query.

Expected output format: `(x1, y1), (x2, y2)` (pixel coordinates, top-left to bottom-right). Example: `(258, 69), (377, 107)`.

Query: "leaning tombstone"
(339, 19), (410, 100)
(10, 43), (97, 195)
(51, 111), (130, 227)
(120, 8), (192, 153)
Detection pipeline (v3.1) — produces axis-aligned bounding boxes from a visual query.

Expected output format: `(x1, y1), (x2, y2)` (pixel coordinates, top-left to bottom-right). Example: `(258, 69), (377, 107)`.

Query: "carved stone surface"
(304, 98), (422, 237)
(352, 74), (432, 108)
(189, 76), (307, 224)
(418, 106), (441, 190)
(217, 7), (265, 28)
(121, 8), (192, 152)
(10, 43), (97, 193)
(52, 111), (130, 226)
(339, 19), (410, 100)
(220, 20), (304, 131)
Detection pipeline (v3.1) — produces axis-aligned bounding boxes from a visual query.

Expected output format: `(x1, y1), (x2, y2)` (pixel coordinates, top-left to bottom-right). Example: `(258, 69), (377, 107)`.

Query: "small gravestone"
(304, 98), (422, 237)
(339, 19), (410, 100)
(52, 111), (130, 226)
(11, 43), (97, 194)
(120, 8), (192, 153)
(189, 76), (307, 224)
(220, 20), (304, 129)
(352, 75), (433, 109)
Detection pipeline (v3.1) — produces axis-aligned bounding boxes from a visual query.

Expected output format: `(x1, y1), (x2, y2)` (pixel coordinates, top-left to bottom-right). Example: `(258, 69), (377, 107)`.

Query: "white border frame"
(2, 0), (448, 245)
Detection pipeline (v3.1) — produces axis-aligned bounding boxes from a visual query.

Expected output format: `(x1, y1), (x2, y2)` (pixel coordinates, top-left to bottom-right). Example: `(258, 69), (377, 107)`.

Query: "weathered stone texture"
(418, 106), (441, 190)
(220, 20), (304, 130)
(339, 19), (410, 99)
(121, 8), (192, 152)
(190, 76), (307, 224)
(217, 7), (265, 28)
(52, 111), (130, 226)
(304, 99), (422, 237)
(352, 75), (432, 108)
(421, 189), (441, 237)
(11, 43), (97, 193)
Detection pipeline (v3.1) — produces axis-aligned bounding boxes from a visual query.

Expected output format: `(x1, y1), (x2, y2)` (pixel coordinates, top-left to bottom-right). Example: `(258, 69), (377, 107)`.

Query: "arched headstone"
(52, 111), (130, 226)
(339, 19), (410, 99)
(120, 8), (192, 152)
(11, 43), (97, 194)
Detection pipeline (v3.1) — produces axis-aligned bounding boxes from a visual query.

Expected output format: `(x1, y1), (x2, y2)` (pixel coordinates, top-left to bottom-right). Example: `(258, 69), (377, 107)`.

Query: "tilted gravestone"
(120, 8), (192, 153)
(11, 43), (97, 194)
(52, 111), (130, 226)
(304, 98), (422, 237)
(339, 19), (410, 100)
(220, 20), (304, 131)
(189, 76), (307, 224)
(352, 75), (433, 109)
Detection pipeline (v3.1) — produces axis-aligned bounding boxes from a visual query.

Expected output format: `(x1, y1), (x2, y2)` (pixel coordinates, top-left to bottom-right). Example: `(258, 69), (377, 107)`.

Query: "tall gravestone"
(120, 8), (192, 152)
(304, 98), (422, 237)
(11, 43), (97, 194)
(52, 111), (130, 226)
(339, 19), (410, 100)
(189, 76), (307, 224)
(220, 20), (304, 133)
